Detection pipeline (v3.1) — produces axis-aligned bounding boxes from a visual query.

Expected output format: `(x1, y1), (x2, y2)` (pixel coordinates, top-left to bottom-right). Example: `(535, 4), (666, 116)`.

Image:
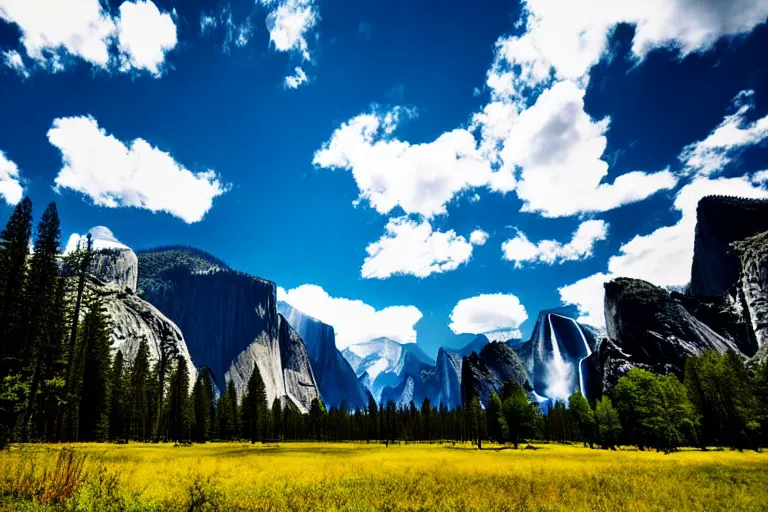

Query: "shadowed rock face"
(734, 231), (768, 356)
(600, 277), (742, 391)
(278, 314), (320, 411)
(433, 335), (490, 410)
(464, 342), (529, 407)
(137, 247), (319, 412)
(691, 196), (768, 297)
(277, 302), (367, 411)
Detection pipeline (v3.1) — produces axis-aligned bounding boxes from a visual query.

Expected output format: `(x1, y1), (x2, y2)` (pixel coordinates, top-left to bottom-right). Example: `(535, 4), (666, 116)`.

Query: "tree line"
(1, 198), (767, 451)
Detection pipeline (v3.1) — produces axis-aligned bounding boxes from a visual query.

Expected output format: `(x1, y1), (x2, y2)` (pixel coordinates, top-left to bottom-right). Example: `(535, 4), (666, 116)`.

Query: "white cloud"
(752, 170), (768, 184)
(477, 80), (678, 217)
(486, 0), (768, 100)
(362, 217), (475, 279)
(116, 0), (177, 76)
(200, 14), (217, 34)
(284, 66), (307, 89)
(314, 107), (500, 218)
(2, 49), (28, 77)
(0, 150), (23, 205)
(0, 0), (177, 75)
(260, 0), (318, 61)
(48, 115), (229, 224)
(560, 175), (768, 326)
(679, 90), (768, 175)
(277, 284), (422, 349)
(469, 229), (489, 246)
(449, 293), (528, 338)
(502, 219), (608, 267)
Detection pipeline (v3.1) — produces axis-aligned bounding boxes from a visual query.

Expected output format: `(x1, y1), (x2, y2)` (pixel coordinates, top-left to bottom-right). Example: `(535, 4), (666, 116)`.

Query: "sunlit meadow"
(1, 442), (766, 511)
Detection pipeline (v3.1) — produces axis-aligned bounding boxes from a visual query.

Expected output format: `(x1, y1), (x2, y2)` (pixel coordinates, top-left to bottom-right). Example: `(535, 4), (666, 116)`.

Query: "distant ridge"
(136, 245), (231, 269)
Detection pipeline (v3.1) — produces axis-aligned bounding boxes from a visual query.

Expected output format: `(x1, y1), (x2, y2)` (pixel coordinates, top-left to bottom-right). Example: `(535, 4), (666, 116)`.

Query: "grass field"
(1, 442), (766, 511)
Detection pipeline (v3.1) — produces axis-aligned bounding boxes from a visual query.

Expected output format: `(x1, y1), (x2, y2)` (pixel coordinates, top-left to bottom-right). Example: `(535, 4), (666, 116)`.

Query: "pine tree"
(64, 234), (92, 395)
(77, 294), (112, 441)
(167, 356), (191, 442)
(129, 338), (152, 441)
(502, 382), (537, 449)
(192, 367), (215, 443)
(244, 363), (267, 443)
(153, 334), (179, 442)
(0, 196), (32, 378)
(271, 397), (282, 440)
(367, 395), (378, 441)
(20, 203), (62, 440)
(109, 351), (127, 441)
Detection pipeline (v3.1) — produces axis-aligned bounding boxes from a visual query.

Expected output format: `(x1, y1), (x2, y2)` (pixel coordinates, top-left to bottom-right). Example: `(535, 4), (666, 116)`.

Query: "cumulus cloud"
(486, 0), (768, 100)
(502, 219), (608, 267)
(0, 0), (177, 76)
(48, 115), (229, 224)
(362, 217), (475, 279)
(449, 293), (528, 339)
(752, 170), (768, 184)
(0, 150), (23, 205)
(469, 229), (489, 246)
(2, 50), (28, 77)
(259, 0), (318, 61)
(115, 0), (177, 76)
(314, 107), (501, 218)
(277, 284), (422, 349)
(560, 175), (768, 326)
(476, 80), (678, 217)
(679, 90), (768, 176)
(284, 66), (307, 89)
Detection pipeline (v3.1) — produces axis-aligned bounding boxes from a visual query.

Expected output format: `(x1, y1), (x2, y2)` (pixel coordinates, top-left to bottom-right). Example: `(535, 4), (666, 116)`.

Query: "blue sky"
(1, 0), (768, 358)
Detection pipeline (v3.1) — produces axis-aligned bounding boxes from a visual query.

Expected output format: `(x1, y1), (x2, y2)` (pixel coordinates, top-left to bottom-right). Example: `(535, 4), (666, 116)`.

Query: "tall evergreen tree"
(64, 234), (92, 393)
(243, 363), (267, 443)
(595, 396), (621, 449)
(0, 197), (32, 377)
(129, 338), (152, 441)
(167, 356), (191, 442)
(271, 397), (282, 440)
(487, 392), (507, 444)
(109, 351), (127, 441)
(20, 203), (63, 440)
(568, 390), (595, 448)
(367, 395), (378, 441)
(153, 335), (179, 442)
(502, 382), (538, 448)
(192, 367), (215, 443)
(77, 294), (112, 441)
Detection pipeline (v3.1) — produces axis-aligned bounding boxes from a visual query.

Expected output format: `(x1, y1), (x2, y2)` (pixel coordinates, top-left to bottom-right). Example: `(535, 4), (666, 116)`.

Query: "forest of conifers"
(1, 197), (768, 452)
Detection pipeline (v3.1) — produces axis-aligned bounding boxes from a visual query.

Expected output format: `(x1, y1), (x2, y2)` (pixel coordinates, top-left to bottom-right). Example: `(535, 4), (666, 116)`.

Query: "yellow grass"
(1, 442), (767, 511)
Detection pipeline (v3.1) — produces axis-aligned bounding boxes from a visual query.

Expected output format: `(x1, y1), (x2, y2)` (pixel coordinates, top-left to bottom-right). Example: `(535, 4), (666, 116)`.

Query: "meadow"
(1, 442), (766, 512)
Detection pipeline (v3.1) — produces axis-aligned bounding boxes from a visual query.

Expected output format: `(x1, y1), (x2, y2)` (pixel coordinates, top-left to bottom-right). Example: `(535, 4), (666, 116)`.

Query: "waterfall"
(544, 315), (574, 402)
(552, 314), (592, 398)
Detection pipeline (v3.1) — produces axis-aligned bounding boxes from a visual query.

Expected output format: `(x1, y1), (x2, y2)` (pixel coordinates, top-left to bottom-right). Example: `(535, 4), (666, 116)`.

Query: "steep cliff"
(600, 277), (742, 390)
(734, 231), (768, 355)
(277, 302), (367, 410)
(87, 245), (196, 385)
(464, 342), (529, 407)
(137, 247), (319, 412)
(277, 314), (320, 411)
(433, 335), (489, 409)
(690, 196), (768, 297)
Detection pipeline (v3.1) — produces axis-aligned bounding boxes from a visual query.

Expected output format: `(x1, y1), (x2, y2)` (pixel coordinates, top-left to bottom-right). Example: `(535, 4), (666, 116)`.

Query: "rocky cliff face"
(464, 342), (529, 407)
(513, 309), (598, 402)
(599, 277), (742, 391)
(433, 335), (489, 409)
(277, 302), (367, 410)
(690, 196), (768, 297)
(137, 247), (319, 412)
(277, 314), (320, 411)
(734, 231), (768, 355)
(88, 248), (196, 385)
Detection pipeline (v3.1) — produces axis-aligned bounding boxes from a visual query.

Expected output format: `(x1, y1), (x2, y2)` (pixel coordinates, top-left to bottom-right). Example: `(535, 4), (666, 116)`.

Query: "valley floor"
(1, 442), (766, 511)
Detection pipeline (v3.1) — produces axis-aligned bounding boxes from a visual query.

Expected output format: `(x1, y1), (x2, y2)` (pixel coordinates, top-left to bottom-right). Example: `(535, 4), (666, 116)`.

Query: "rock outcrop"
(433, 335), (490, 409)
(278, 302), (367, 410)
(463, 342), (529, 407)
(690, 196), (768, 297)
(137, 247), (319, 412)
(513, 309), (598, 402)
(86, 242), (196, 385)
(734, 231), (768, 356)
(599, 277), (742, 391)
